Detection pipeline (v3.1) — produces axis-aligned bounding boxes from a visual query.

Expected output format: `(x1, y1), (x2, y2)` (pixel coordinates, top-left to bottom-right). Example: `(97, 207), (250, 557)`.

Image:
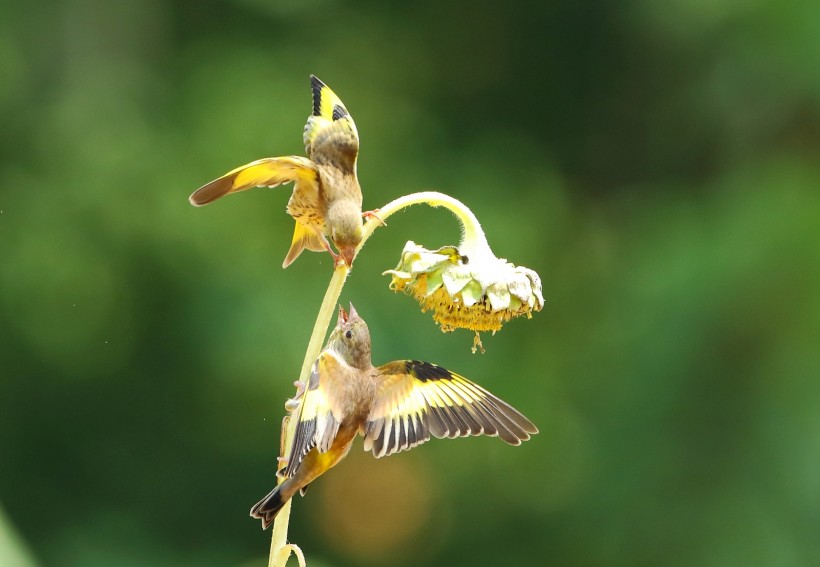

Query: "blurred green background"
(2, 0), (819, 565)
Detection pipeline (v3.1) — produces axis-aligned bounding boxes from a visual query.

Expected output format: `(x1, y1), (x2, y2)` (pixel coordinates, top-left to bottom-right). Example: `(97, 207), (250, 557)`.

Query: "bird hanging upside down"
(189, 75), (375, 268)
(250, 304), (538, 528)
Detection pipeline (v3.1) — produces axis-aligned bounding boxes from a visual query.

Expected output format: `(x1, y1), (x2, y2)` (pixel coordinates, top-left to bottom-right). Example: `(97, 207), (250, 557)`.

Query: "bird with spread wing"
(250, 304), (538, 528)
(189, 75), (373, 268)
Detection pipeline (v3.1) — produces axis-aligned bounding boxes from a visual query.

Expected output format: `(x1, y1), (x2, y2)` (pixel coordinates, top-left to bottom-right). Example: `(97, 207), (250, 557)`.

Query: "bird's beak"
(347, 303), (360, 322)
(337, 305), (349, 326)
(340, 246), (356, 268)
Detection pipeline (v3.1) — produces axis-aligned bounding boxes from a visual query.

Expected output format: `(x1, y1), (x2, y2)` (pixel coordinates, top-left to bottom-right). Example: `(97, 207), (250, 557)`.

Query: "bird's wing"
(363, 360), (538, 458)
(303, 75), (359, 170)
(283, 350), (348, 478)
(188, 156), (318, 206)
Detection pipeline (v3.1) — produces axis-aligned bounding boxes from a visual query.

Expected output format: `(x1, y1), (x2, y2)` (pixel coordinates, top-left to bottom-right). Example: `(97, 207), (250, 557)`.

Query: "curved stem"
(268, 191), (486, 566)
(361, 191), (492, 258)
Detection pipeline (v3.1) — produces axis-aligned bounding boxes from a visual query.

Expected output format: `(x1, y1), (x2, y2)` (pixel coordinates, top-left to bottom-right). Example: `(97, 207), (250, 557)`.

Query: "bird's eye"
(345, 330), (353, 339)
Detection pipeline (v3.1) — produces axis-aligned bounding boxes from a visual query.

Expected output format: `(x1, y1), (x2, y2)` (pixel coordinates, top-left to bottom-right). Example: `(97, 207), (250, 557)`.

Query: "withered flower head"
(384, 241), (544, 340)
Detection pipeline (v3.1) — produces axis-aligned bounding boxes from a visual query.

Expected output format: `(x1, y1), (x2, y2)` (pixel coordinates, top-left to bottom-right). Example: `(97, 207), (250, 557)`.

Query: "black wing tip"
(188, 177), (232, 207)
(406, 360), (453, 382)
(188, 186), (217, 207)
(310, 75), (325, 116)
(413, 360), (540, 440)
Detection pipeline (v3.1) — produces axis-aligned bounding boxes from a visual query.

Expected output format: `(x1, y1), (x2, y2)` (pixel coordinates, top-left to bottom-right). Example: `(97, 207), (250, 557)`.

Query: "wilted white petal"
(383, 269), (412, 281)
(407, 254), (442, 273)
(508, 272), (533, 302)
(460, 280), (484, 307)
(522, 268), (544, 305)
(471, 257), (506, 290)
(442, 268), (473, 295)
(423, 269), (444, 296)
(508, 294), (523, 311)
(486, 282), (511, 311)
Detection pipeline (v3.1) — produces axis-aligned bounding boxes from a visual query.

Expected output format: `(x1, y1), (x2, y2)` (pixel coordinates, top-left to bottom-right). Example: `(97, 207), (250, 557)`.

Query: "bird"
(250, 304), (538, 529)
(189, 75), (368, 268)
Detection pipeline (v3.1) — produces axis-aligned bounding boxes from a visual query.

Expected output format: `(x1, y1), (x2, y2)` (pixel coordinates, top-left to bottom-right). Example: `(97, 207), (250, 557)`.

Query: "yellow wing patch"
(188, 156), (318, 206)
(285, 351), (347, 477)
(303, 76), (359, 165)
(364, 361), (538, 458)
(310, 75), (349, 122)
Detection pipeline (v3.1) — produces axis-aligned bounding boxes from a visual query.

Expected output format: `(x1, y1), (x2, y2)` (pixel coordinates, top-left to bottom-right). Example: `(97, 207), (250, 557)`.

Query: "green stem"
(267, 190), (486, 566)
(361, 191), (492, 258)
(269, 263), (349, 567)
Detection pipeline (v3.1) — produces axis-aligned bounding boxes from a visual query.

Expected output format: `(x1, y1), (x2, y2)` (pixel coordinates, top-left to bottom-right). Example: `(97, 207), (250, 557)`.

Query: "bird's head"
(328, 303), (371, 369)
(328, 202), (364, 267)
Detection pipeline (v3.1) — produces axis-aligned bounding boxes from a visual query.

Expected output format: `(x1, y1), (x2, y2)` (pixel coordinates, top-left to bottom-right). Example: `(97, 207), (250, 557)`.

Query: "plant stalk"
(361, 191), (491, 258)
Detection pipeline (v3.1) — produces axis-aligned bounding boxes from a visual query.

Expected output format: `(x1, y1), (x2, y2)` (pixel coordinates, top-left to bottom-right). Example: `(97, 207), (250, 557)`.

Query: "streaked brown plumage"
(189, 75), (364, 267)
(250, 304), (538, 528)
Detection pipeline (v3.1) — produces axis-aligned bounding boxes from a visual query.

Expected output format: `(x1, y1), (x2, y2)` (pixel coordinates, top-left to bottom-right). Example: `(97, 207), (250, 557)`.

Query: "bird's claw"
(284, 380), (305, 411)
(317, 237), (346, 267)
(293, 380), (305, 397)
(324, 247), (349, 267)
(363, 209), (386, 226)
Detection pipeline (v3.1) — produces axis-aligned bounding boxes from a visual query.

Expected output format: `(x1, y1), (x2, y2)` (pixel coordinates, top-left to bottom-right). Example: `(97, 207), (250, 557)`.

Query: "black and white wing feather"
(283, 351), (347, 477)
(363, 360), (538, 458)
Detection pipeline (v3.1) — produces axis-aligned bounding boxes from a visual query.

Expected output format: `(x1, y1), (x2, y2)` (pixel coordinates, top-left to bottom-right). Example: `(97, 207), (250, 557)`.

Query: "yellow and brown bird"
(250, 304), (538, 528)
(189, 75), (365, 267)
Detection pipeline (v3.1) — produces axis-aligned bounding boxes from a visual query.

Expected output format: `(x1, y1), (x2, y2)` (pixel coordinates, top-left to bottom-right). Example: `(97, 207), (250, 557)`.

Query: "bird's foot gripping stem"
(363, 208), (387, 226)
(285, 380), (305, 412)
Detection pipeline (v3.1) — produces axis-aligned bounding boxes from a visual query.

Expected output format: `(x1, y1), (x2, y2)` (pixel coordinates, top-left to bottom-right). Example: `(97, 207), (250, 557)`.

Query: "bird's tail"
(250, 484), (289, 529)
(283, 221), (328, 268)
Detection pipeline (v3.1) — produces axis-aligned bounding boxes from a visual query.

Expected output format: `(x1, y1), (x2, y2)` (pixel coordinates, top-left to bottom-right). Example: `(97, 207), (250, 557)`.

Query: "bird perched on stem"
(189, 75), (372, 268)
(250, 304), (538, 528)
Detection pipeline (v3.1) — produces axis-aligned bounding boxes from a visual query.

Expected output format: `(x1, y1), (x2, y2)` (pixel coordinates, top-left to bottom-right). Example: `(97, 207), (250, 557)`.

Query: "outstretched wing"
(189, 156), (318, 206)
(363, 360), (538, 458)
(304, 75), (358, 171)
(284, 351), (347, 477)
